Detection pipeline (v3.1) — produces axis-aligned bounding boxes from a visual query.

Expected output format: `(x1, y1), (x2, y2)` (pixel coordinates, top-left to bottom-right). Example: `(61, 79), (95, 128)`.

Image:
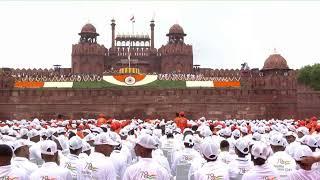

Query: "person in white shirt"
(28, 129), (44, 166)
(123, 134), (171, 180)
(79, 141), (91, 160)
(218, 139), (235, 164)
(193, 140), (229, 180)
(229, 129), (241, 154)
(228, 138), (253, 180)
(268, 134), (296, 179)
(60, 135), (86, 180)
(110, 143), (129, 180)
(11, 139), (38, 176)
(284, 131), (301, 157)
(30, 140), (72, 180)
(288, 145), (320, 180)
(242, 141), (280, 180)
(171, 134), (202, 176)
(81, 133), (117, 180)
(0, 144), (28, 180)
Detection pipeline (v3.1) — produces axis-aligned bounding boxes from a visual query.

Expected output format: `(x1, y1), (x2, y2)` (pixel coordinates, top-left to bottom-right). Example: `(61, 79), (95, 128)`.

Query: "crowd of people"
(7, 70), (243, 82)
(10, 72), (103, 82)
(157, 73), (241, 81)
(1, 113), (320, 180)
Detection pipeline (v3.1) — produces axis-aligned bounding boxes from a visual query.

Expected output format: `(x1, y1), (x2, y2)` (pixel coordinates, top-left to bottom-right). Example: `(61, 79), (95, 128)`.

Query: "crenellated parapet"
(72, 43), (107, 56)
(200, 69), (241, 77)
(158, 43), (192, 56)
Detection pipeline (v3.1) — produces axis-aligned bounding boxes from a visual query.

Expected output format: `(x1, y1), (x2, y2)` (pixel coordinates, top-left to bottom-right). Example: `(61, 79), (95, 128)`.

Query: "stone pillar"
(111, 19), (116, 48)
(150, 19), (155, 49)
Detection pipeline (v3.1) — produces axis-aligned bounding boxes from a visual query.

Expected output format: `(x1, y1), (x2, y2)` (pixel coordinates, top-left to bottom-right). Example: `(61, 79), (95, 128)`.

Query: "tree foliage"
(298, 64), (320, 90)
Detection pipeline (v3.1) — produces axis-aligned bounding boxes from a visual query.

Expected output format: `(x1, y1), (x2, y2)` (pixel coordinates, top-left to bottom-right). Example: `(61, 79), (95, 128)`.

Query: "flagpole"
(129, 17), (134, 70)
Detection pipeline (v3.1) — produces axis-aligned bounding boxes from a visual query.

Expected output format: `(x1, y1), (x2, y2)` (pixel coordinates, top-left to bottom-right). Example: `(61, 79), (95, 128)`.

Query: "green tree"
(298, 64), (320, 90)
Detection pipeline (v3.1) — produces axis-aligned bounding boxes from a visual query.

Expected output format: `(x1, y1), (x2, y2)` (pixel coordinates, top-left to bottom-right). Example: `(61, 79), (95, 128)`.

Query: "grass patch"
(143, 80), (186, 88)
(73, 81), (121, 88)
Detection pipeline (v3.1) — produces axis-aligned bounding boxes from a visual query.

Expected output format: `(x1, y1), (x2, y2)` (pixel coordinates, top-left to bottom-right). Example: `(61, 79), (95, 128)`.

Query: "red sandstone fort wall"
(1, 87), (317, 120)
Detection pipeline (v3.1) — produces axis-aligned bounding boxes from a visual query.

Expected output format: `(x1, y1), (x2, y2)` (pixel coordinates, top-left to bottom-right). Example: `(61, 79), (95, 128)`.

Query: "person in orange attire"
(76, 124), (85, 139)
(176, 112), (188, 132)
(96, 113), (107, 127)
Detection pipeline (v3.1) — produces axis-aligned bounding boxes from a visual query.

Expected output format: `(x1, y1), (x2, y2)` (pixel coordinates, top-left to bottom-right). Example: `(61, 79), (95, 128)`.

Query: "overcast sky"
(0, 1), (320, 70)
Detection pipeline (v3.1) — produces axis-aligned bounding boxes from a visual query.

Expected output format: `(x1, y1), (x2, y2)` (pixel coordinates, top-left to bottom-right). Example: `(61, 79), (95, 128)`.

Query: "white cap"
(301, 135), (318, 148)
(82, 141), (91, 152)
(240, 126), (248, 134)
(136, 134), (158, 149)
(183, 128), (193, 134)
(224, 128), (232, 136)
(270, 134), (287, 147)
(183, 134), (195, 146)
(94, 133), (118, 146)
(251, 142), (271, 160)
(252, 132), (262, 141)
(12, 139), (31, 151)
(19, 128), (28, 137)
(293, 145), (313, 161)
(84, 133), (95, 142)
(201, 140), (219, 160)
(284, 131), (296, 137)
(119, 129), (128, 136)
(27, 129), (40, 138)
(235, 138), (250, 155)
(57, 127), (66, 134)
(40, 140), (58, 155)
(232, 129), (241, 138)
(200, 128), (212, 137)
(258, 127), (265, 134)
(69, 136), (83, 150)
(297, 127), (309, 135)
(165, 128), (173, 135)
(55, 135), (69, 150)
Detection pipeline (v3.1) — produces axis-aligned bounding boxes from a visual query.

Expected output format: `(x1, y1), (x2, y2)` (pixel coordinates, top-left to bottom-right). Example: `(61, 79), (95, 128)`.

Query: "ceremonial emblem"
(124, 76), (136, 85)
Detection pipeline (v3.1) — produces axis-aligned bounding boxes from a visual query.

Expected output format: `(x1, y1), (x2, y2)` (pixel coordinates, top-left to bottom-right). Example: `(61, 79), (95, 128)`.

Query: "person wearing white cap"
(18, 128), (29, 139)
(301, 135), (318, 152)
(267, 134), (296, 179)
(28, 129), (44, 167)
(242, 142), (280, 180)
(11, 139), (38, 176)
(0, 144), (28, 180)
(228, 129), (241, 155)
(30, 140), (72, 180)
(193, 140), (229, 180)
(228, 138), (253, 180)
(79, 141), (92, 160)
(81, 133), (116, 180)
(109, 132), (129, 180)
(288, 145), (320, 180)
(171, 134), (202, 176)
(218, 139), (235, 164)
(285, 131), (300, 157)
(61, 136), (86, 180)
(123, 134), (171, 180)
(297, 127), (309, 139)
(53, 135), (70, 165)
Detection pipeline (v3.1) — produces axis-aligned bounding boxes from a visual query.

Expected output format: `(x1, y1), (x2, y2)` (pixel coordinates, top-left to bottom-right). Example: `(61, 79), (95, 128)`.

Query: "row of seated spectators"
(6, 71), (241, 82)
(9, 72), (103, 82)
(157, 73), (241, 81)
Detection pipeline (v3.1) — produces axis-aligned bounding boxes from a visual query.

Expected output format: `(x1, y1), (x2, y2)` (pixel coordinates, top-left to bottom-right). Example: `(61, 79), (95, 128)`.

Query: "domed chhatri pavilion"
(72, 20), (193, 74)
